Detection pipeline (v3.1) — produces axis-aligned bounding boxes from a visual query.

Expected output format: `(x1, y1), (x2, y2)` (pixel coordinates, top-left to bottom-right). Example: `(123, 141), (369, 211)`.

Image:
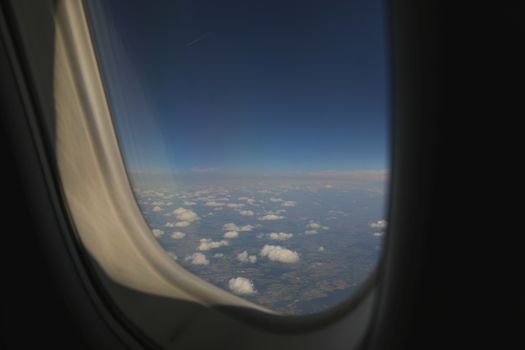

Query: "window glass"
(87, 0), (389, 315)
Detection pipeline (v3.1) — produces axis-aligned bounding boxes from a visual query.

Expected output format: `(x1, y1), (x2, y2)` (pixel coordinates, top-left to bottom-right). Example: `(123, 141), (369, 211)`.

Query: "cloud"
(183, 201), (196, 206)
(223, 223), (255, 232)
(237, 251), (257, 263)
(152, 206), (163, 212)
(260, 245), (299, 263)
(370, 219), (387, 229)
(173, 207), (199, 222)
(258, 214), (285, 221)
(305, 169), (388, 181)
(198, 238), (229, 251)
(167, 252), (178, 260)
(223, 223), (240, 231)
(268, 232), (293, 240)
(228, 277), (256, 295)
(238, 210), (254, 216)
(304, 230), (318, 235)
(170, 231), (186, 239)
(185, 252), (209, 265)
(306, 222), (321, 230)
(269, 197), (283, 202)
(191, 166), (218, 173)
(205, 201), (225, 207)
(372, 232), (384, 237)
(282, 200), (297, 207)
(224, 231), (239, 239)
(318, 246), (325, 252)
(165, 222), (175, 228)
(152, 229), (164, 237)
(151, 201), (165, 206)
(174, 221), (191, 227)
(213, 253), (224, 258)
(246, 198), (256, 205)
(227, 203), (245, 208)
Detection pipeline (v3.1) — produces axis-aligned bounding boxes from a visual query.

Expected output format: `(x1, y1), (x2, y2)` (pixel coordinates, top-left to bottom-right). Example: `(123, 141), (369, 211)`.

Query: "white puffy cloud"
(318, 246), (325, 252)
(213, 253), (224, 258)
(183, 201), (196, 206)
(370, 219), (387, 229)
(198, 238), (229, 251)
(227, 203), (245, 208)
(173, 207), (199, 222)
(185, 252), (209, 265)
(224, 231), (239, 239)
(304, 230), (318, 235)
(228, 277), (256, 295)
(171, 231), (186, 239)
(372, 232), (384, 237)
(223, 223), (255, 232)
(223, 223), (240, 231)
(174, 221), (191, 227)
(238, 210), (254, 216)
(152, 206), (163, 212)
(258, 214), (285, 221)
(152, 229), (164, 237)
(269, 197), (283, 202)
(165, 222), (175, 228)
(205, 201), (225, 207)
(306, 222), (321, 230)
(282, 200), (297, 207)
(268, 232), (293, 240)
(237, 251), (257, 263)
(246, 198), (256, 205)
(259, 245), (299, 263)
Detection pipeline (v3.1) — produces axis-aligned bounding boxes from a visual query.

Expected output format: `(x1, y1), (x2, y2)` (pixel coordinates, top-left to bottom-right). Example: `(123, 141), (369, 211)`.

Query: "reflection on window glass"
(87, 0), (389, 315)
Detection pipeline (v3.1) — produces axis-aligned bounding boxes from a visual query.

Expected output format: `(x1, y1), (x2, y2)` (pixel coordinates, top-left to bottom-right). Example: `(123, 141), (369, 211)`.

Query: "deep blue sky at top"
(89, 0), (390, 172)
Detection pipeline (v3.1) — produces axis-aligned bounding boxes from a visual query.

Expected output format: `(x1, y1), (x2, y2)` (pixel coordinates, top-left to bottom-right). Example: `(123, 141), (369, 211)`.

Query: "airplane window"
(86, 0), (389, 315)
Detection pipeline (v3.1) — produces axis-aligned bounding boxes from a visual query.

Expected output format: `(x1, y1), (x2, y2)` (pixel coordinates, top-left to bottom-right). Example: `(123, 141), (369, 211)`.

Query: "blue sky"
(89, 0), (390, 173)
